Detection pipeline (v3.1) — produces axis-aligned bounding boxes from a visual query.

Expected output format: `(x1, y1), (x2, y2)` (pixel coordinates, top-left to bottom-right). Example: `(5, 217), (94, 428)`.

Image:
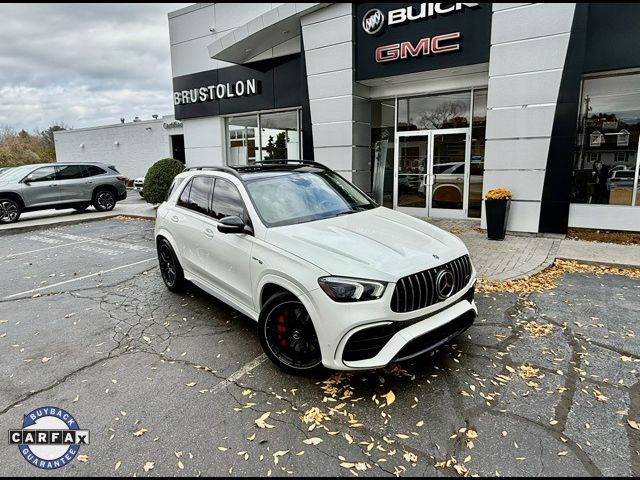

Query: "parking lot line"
(3, 229), (146, 259)
(209, 354), (268, 395)
(3, 257), (157, 299)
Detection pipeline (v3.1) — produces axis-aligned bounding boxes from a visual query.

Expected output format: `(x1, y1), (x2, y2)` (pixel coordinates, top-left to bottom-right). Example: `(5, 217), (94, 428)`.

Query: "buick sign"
(362, 9), (385, 35)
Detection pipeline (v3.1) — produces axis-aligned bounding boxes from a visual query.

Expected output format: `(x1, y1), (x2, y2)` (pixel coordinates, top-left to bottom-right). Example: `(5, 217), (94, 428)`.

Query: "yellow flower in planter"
(485, 188), (512, 201)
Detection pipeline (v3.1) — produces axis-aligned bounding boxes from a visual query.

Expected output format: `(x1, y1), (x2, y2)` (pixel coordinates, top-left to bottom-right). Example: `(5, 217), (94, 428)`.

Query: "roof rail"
(254, 159), (330, 169)
(184, 165), (242, 179)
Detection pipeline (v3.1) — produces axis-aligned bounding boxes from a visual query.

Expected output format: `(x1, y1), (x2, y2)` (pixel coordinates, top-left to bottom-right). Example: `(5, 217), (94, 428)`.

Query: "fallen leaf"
(303, 437), (323, 445)
(255, 411), (274, 429)
(177, 460), (184, 469)
(143, 461), (154, 472)
(77, 455), (89, 463)
(133, 428), (147, 437)
(185, 382), (197, 387)
(41, 357), (51, 363)
(115, 461), (121, 471)
(382, 390), (396, 406)
(628, 419), (640, 431)
(465, 429), (478, 439)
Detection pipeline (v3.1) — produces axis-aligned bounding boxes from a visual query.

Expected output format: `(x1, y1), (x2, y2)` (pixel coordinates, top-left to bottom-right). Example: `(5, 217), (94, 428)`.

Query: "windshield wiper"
(333, 210), (358, 217)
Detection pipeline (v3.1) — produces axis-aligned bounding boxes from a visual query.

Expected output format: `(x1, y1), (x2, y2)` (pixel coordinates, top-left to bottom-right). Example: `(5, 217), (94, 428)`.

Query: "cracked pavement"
(0, 218), (638, 476)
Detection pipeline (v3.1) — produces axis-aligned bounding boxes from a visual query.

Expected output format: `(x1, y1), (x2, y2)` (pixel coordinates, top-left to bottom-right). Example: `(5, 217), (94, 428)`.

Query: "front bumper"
(299, 275), (477, 370)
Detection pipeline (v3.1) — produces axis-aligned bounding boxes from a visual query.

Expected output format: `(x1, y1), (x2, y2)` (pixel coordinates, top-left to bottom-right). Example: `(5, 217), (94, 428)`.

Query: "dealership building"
(168, 3), (640, 233)
(54, 115), (185, 179)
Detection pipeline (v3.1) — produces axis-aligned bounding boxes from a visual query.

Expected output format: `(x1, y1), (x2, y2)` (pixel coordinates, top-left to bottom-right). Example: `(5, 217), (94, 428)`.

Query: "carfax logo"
(8, 406), (89, 470)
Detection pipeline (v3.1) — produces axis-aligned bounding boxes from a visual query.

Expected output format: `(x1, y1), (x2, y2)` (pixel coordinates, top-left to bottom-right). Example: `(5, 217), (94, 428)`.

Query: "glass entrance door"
(394, 129), (470, 218)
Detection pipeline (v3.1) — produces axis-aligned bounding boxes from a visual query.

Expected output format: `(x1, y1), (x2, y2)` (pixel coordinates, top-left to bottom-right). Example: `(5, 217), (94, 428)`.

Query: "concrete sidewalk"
(427, 218), (640, 281)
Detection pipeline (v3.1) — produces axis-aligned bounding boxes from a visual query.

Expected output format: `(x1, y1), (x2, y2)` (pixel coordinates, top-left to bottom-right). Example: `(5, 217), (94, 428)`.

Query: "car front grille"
(391, 255), (472, 313)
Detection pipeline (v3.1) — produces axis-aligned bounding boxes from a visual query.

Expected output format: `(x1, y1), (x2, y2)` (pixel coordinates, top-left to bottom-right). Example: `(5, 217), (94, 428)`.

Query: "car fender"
(255, 272), (313, 308)
(155, 226), (184, 266)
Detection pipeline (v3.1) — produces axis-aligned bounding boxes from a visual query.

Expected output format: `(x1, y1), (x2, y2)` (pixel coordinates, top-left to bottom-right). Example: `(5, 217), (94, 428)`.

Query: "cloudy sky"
(0, 3), (190, 132)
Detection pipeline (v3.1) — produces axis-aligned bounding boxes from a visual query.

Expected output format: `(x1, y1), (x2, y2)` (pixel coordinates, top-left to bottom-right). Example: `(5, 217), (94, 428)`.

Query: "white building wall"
(483, 3), (576, 232)
(169, 3), (286, 168)
(169, 3), (283, 78)
(182, 116), (226, 167)
(301, 4), (372, 189)
(54, 117), (179, 179)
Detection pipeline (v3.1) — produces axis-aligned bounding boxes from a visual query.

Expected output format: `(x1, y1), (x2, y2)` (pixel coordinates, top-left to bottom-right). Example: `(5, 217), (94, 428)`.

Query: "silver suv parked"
(0, 162), (127, 224)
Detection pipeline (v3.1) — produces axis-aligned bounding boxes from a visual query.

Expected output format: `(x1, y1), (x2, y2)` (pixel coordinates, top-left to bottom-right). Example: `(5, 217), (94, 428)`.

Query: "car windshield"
(244, 170), (377, 227)
(0, 165), (32, 181)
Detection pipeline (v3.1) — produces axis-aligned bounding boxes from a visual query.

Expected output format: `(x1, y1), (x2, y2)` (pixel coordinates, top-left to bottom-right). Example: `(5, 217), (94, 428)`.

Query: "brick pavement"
(425, 218), (561, 281)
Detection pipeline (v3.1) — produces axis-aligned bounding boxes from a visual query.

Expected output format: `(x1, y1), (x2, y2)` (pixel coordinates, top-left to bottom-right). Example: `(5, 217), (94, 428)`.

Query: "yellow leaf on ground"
(303, 437), (323, 445)
(382, 390), (396, 406)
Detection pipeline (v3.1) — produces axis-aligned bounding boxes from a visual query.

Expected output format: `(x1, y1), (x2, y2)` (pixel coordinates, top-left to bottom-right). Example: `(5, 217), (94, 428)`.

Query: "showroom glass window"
(371, 99), (396, 208)
(226, 109), (302, 166)
(397, 91), (471, 131)
(572, 72), (640, 207)
(469, 89), (487, 218)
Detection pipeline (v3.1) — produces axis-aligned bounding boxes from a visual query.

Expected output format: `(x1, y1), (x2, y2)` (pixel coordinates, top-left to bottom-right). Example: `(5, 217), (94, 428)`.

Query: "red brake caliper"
(276, 311), (288, 348)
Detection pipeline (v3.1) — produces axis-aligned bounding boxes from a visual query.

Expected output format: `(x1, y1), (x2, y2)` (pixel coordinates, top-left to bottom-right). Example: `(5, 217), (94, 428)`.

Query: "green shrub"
(143, 158), (185, 204)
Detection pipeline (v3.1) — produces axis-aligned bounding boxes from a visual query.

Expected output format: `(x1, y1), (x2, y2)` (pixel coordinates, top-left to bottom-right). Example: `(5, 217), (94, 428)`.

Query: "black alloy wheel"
(157, 239), (185, 292)
(259, 293), (323, 375)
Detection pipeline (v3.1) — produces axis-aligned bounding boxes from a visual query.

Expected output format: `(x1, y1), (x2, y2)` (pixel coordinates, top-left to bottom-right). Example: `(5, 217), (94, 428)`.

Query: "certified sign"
(8, 407), (89, 470)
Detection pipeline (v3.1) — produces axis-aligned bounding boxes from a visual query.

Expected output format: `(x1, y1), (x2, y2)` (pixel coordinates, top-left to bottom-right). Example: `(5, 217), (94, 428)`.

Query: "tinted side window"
(165, 177), (184, 202)
(26, 166), (56, 182)
(177, 179), (192, 208)
(85, 165), (107, 176)
(56, 165), (85, 180)
(211, 178), (245, 221)
(186, 176), (213, 216)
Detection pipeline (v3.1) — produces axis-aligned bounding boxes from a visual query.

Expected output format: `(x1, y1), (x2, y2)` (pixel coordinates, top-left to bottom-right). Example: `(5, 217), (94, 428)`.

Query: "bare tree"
(415, 102), (466, 129)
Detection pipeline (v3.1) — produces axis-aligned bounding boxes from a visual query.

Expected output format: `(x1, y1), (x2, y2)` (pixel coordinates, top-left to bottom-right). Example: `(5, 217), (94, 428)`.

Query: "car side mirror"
(218, 215), (250, 234)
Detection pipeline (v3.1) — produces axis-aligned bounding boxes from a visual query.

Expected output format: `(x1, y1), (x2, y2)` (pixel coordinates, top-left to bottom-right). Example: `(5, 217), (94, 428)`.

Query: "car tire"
(157, 238), (185, 292)
(93, 189), (116, 211)
(258, 292), (324, 376)
(0, 197), (21, 224)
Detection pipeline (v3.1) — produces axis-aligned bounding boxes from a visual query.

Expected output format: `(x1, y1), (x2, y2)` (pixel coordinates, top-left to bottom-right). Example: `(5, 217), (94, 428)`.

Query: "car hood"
(265, 207), (469, 282)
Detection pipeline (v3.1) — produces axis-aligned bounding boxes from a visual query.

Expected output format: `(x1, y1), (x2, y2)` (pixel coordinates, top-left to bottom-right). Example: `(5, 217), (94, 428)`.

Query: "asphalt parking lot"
(0, 218), (638, 477)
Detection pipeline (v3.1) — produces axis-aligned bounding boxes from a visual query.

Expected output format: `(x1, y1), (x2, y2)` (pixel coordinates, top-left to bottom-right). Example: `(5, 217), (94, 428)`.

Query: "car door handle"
(170, 215), (179, 223)
(204, 228), (215, 238)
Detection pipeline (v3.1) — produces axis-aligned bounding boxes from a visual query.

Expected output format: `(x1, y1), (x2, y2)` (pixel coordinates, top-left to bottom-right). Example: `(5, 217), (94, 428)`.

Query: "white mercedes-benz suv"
(154, 161), (476, 374)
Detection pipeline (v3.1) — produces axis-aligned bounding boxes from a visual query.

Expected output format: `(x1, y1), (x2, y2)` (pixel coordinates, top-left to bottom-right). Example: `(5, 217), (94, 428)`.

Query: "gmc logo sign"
(375, 32), (461, 63)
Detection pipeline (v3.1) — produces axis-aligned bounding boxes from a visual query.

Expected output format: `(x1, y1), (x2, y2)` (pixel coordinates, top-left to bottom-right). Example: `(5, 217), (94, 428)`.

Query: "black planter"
(485, 199), (510, 240)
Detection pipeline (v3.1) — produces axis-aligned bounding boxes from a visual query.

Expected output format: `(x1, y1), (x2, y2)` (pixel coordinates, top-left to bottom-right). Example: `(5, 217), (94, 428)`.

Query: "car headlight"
(318, 276), (387, 302)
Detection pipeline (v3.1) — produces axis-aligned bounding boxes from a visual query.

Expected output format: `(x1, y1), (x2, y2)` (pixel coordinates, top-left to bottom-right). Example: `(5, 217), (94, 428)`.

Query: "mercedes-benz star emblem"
(362, 9), (384, 35)
(435, 268), (455, 300)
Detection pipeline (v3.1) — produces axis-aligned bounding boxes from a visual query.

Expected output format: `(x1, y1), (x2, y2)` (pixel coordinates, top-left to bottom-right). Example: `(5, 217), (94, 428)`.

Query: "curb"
(0, 212), (156, 235)
(0, 214), (121, 235)
(555, 256), (640, 271)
